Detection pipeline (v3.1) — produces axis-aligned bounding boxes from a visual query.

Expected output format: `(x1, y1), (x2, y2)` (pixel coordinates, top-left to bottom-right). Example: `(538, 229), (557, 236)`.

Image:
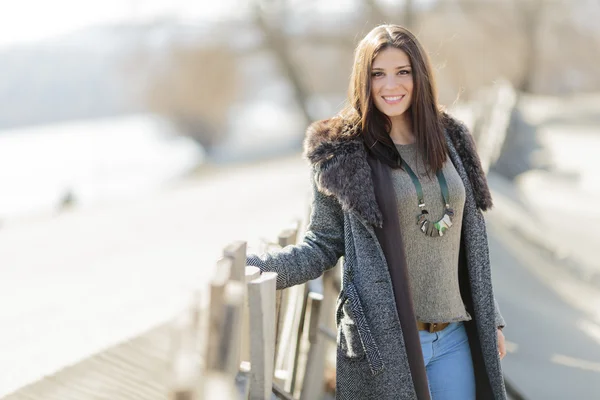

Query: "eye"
(398, 69), (411, 75)
(371, 71), (383, 77)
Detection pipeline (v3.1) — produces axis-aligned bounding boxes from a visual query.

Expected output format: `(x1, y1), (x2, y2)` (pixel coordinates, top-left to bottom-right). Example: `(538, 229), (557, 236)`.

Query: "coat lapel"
(445, 131), (479, 215)
(304, 118), (383, 227)
(440, 113), (493, 211)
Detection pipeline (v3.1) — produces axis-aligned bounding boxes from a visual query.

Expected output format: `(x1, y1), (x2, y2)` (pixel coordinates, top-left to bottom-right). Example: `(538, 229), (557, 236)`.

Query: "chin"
(382, 108), (409, 118)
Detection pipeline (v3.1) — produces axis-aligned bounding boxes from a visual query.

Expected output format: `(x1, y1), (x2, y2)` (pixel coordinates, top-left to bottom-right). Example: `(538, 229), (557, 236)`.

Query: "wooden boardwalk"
(3, 321), (174, 400)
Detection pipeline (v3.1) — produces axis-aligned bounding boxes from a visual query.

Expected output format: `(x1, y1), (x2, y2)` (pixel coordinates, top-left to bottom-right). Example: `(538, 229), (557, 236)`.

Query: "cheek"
(371, 81), (384, 100)
(370, 82), (377, 99)
(371, 93), (385, 112)
(370, 87), (380, 107)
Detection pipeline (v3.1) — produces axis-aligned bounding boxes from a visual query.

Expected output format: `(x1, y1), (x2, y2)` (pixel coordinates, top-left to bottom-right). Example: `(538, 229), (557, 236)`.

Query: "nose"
(384, 74), (401, 90)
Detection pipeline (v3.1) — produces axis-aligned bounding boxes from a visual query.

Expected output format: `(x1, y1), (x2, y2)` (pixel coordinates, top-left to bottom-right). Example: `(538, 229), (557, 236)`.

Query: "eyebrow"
(372, 65), (411, 70)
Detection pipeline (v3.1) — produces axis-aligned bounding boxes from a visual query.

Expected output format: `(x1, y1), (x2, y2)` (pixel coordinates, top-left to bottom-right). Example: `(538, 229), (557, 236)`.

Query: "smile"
(382, 95), (405, 104)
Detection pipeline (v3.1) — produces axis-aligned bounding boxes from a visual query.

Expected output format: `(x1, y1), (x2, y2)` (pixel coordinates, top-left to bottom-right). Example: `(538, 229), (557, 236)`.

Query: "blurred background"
(1, 0), (600, 399)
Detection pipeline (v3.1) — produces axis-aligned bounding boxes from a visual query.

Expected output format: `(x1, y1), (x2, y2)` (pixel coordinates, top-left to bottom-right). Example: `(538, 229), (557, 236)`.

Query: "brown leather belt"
(417, 321), (450, 333)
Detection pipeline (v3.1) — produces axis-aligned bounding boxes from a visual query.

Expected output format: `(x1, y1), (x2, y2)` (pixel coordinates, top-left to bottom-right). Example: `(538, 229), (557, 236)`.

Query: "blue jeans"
(419, 322), (476, 400)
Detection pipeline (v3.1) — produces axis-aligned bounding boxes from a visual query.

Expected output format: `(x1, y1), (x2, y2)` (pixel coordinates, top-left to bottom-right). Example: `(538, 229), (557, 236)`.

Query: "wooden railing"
(169, 221), (339, 400)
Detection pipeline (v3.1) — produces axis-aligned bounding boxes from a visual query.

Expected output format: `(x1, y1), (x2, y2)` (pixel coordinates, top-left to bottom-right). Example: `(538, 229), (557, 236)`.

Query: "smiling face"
(370, 47), (413, 122)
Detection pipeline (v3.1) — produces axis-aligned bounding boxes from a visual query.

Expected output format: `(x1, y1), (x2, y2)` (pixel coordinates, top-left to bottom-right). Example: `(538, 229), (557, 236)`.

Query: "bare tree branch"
(252, 1), (312, 124)
(404, 0), (416, 30)
(363, 0), (388, 24)
(448, 0), (548, 93)
(236, 34), (354, 56)
(513, 0), (545, 92)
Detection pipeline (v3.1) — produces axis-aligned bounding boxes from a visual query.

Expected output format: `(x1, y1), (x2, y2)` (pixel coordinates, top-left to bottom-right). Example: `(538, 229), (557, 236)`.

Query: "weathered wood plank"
(223, 241), (247, 283)
(274, 224), (298, 345)
(241, 266), (261, 367)
(288, 286), (308, 396)
(204, 280), (245, 399)
(247, 272), (278, 400)
(169, 294), (204, 400)
(211, 281), (245, 374)
(206, 257), (232, 370)
(223, 241), (249, 381)
(273, 223), (300, 388)
(299, 291), (324, 400)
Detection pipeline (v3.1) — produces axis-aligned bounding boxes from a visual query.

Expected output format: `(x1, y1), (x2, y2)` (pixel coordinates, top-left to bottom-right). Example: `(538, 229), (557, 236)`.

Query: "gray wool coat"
(247, 113), (507, 399)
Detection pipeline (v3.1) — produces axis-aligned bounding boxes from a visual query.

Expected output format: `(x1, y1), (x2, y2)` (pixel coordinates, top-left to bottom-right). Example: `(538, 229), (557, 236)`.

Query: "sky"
(0, 0), (250, 48)
(0, 0), (424, 49)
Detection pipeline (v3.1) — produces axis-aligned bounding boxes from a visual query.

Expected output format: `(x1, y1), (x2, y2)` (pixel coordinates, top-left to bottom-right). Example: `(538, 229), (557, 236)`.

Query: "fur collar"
(303, 112), (493, 227)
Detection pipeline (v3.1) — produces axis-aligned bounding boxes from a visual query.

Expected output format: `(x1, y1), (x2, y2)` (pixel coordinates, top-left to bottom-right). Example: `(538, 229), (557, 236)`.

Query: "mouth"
(382, 95), (405, 105)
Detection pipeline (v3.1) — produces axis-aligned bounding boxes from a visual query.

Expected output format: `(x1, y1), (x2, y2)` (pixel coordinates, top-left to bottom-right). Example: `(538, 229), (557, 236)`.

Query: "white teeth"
(383, 96), (403, 101)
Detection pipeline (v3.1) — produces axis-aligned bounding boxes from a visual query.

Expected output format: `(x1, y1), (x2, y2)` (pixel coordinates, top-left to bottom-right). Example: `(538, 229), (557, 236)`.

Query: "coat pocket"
(337, 297), (365, 360)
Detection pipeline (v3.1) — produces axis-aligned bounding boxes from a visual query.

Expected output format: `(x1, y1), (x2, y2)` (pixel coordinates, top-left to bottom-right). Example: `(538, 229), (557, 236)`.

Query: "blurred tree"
(404, 0), (416, 31)
(423, 0), (547, 97)
(135, 44), (238, 147)
(512, 0), (545, 92)
(253, 0), (312, 124)
(363, 0), (387, 24)
(127, 0), (600, 150)
(251, 0), (407, 123)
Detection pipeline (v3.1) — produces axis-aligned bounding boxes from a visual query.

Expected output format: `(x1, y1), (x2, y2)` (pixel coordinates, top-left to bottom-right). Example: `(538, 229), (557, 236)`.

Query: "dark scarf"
(366, 155), (431, 400)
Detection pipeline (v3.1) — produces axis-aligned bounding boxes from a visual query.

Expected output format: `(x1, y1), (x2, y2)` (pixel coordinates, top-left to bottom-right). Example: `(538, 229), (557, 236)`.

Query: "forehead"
(372, 47), (411, 68)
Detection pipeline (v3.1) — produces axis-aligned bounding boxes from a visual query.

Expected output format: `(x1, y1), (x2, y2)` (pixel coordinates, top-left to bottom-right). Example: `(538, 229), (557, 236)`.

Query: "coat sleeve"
(246, 169), (345, 290)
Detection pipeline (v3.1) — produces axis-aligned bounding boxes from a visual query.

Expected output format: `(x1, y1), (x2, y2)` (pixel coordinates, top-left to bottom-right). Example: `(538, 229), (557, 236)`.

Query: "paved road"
(515, 125), (600, 282)
(488, 209), (600, 399)
(514, 94), (600, 281)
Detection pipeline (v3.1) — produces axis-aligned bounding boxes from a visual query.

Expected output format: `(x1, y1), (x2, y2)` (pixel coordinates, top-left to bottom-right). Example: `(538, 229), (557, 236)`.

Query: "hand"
(497, 329), (506, 360)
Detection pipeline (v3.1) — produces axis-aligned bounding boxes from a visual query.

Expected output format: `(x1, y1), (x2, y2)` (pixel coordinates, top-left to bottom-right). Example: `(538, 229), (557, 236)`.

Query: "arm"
(246, 169), (345, 290)
(495, 298), (507, 359)
(494, 298), (505, 330)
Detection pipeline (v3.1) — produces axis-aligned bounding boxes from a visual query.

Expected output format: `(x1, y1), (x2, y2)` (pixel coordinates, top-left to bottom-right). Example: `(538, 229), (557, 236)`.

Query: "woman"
(247, 24), (507, 400)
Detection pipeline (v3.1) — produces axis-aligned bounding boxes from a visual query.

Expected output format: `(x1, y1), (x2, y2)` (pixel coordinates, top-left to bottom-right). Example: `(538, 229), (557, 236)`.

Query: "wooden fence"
(169, 221), (339, 400)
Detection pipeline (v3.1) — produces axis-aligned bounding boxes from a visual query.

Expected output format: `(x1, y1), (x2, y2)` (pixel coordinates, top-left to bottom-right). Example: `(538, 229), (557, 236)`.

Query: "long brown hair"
(340, 24), (447, 173)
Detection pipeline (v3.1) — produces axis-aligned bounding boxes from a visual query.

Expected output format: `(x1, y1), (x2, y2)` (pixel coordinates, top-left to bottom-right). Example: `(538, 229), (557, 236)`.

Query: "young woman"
(247, 24), (507, 400)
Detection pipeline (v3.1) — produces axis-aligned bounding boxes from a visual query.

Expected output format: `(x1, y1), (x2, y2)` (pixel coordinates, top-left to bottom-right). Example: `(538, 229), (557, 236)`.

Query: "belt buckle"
(428, 323), (438, 333)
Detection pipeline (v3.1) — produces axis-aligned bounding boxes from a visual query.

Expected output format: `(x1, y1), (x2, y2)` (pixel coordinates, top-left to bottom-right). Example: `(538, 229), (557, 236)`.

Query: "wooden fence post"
(206, 257), (232, 369)
(274, 225), (299, 350)
(223, 241), (247, 283)
(169, 293), (204, 400)
(204, 255), (245, 399)
(320, 262), (341, 396)
(222, 241), (248, 389)
(247, 272), (278, 400)
(298, 291), (324, 400)
(273, 224), (306, 391)
(241, 266), (261, 370)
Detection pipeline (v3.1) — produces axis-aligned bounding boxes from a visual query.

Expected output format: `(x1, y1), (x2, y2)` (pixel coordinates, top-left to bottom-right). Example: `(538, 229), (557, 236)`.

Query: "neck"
(388, 114), (414, 145)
